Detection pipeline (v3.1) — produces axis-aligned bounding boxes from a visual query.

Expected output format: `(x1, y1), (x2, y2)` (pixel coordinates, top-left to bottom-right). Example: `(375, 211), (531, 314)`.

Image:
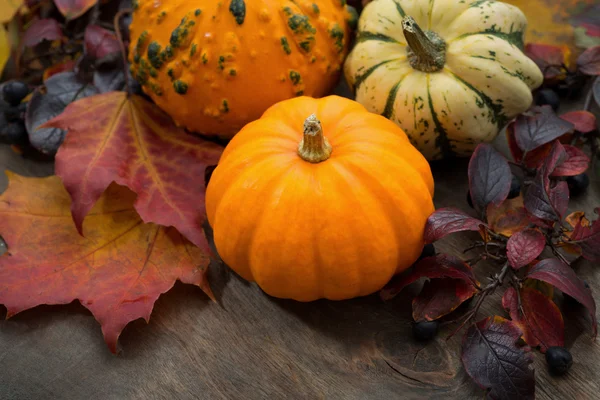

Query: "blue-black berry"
(418, 243), (436, 261)
(545, 346), (573, 376)
(2, 81), (30, 107)
(566, 173), (589, 197)
(508, 175), (521, 199)
(535, 89), (560, 111)
(413, 320), (438, 341)
(0, 121), (28, 145)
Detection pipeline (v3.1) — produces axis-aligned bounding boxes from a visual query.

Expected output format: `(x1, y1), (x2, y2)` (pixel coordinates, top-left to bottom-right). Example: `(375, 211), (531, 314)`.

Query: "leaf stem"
(113, 8), (133, 97)
(547, 239), (570, 266)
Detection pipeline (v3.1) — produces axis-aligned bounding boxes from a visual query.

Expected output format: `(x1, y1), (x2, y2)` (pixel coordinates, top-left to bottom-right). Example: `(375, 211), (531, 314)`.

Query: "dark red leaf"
(551, 145), (590, 177)
(560, 111), (597, 133)
(514, 106), (574, 152)
(506, 121), (523, 163)
(524, 141), (569, 221)
(461, 316), (534, 400)
(507, 229), (546, 269)
(525, 43), (569, 81)
(84, 25), (120, 60)
(468, 144), (512, 214)
(22, 19), (63, 47)
(502, 287), (564, 353)
(577, 45), (600, 76)
(528, 213), (555, 229)
(412, 278), (477, 321)
(527, 258), (597, 335)
(423, 208), (486, 243)
(380, 254), (478, 301)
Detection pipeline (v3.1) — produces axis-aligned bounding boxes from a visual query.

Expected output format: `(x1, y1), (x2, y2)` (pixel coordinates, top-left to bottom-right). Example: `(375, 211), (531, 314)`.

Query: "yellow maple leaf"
(0, 0), (24, 24)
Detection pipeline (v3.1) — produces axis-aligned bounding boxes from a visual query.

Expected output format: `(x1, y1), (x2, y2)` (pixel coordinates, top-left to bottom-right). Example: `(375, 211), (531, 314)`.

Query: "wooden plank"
(1, 86), (599, 399)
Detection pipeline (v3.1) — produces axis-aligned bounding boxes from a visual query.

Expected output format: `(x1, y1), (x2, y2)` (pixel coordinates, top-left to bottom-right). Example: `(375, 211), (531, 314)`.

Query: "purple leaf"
(507, 229), (546, 269)
(22, 19), (63, 47)
(84, 25), (120, 60)
(524, 142), (569, 221)
(527, 258), (597, 335)
(577, 46), (600, 76)
(412, 278), (477, 321)
(424, 208), (486, 243)
(25, 72), (98, 155)
(461, 316), (534, 400)
(514, 106), (574, 152)
(380, 254), (478, 301)
(468, 144), (512, 214)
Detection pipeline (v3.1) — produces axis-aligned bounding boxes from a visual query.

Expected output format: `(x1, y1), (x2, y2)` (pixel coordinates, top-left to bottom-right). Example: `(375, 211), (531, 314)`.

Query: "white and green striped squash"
(343, 0), (543, 160)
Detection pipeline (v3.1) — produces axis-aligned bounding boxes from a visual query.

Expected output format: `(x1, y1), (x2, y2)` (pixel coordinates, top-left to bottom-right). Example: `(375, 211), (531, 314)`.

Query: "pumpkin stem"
(402, 16), (446, 73)
(298, 114), (332, 163)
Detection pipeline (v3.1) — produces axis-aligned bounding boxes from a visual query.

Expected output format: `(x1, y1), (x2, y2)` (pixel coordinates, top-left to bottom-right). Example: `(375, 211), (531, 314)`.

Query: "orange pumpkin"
(206, 96), (435, 301)
(128, 0), (357, 138)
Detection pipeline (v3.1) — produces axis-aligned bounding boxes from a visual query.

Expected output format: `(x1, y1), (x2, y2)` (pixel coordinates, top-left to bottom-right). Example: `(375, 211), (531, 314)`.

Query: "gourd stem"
(298, 114), (332, 163)
(402, 16), (446, 73)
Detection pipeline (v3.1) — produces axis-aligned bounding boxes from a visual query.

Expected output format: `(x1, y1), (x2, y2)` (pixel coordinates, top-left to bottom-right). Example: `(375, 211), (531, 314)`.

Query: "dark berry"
(412, 320), (438, 341)
(535, 89), (560, 111)
(2, 81), (30, 106)
(545, 346), (573, 376)
(418, 243), (436, 261)
(507, 175), (521, 199)
(0, 121), (28, 145)
(566, 173), (589, 197)
(3, 105), (21, 122)
(467, 190), (473, 208)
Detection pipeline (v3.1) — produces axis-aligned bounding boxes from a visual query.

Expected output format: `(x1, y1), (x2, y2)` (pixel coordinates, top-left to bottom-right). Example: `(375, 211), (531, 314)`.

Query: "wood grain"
(1, 81), (599, 399)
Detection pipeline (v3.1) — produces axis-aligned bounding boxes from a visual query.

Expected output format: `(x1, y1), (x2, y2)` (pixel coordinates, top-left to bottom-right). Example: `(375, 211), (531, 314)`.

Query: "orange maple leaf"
(41, 92), (223, 253)
(53, 0), (97, 20)
(0, 172), (214, 353)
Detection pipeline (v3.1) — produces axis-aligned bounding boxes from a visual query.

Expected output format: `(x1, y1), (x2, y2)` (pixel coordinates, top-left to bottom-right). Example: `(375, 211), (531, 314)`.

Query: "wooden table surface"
(1, 80), (599, 399)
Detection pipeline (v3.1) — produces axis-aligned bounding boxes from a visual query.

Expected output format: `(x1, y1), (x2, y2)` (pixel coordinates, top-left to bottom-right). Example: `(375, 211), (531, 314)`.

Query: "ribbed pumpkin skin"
(128, 0), (355, 138)
(206, 96), (435, 302)
(344, 0), (544, 160)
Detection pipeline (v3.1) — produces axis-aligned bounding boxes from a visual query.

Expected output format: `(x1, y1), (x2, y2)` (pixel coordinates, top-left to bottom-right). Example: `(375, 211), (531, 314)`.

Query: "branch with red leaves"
(381, 108), (600, 398)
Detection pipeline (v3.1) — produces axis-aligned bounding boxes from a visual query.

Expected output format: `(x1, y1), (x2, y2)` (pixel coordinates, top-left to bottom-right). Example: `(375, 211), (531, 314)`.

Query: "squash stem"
(402, 16), (446, 73)
(298, 114), (332, 163)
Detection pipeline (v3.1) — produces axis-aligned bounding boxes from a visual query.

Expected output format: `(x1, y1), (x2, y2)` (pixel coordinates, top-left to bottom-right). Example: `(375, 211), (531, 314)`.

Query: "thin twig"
(445, 262), (512, 340)
(113, 9), (133, 97)
(548, 239), (570, 266)
(584, 76), (599, 112)
(88, 1), (101, 26)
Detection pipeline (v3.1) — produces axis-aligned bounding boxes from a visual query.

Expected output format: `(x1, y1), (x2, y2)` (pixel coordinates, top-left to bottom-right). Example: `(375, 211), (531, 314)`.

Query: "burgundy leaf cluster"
(381, 103), (599, 398)
(4, 1), (128, 156)
(525, 44), (600, 95)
